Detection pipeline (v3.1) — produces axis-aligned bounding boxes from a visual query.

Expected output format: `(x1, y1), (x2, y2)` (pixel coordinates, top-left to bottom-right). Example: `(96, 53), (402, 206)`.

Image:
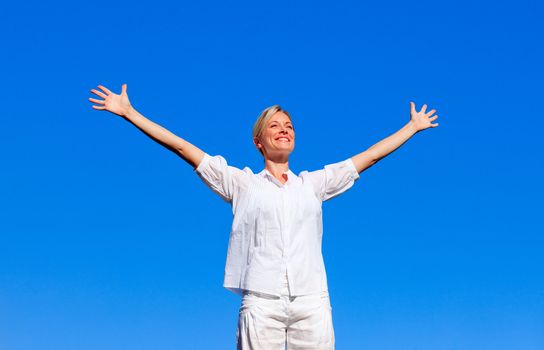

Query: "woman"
(88, 84), (439, 349)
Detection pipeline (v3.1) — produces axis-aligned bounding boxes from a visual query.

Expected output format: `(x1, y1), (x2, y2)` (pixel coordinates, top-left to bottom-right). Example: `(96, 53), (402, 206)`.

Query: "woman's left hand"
(410, 102), (439, 132)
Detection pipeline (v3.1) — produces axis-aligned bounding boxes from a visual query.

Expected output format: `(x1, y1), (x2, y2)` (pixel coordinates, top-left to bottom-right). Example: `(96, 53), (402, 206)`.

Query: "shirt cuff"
(194, 152), (211, 174)
(346, 157), (360, 181)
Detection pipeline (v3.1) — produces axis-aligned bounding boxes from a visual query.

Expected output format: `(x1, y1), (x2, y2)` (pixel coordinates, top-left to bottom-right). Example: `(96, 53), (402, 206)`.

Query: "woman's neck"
(264, 158), (290, 184)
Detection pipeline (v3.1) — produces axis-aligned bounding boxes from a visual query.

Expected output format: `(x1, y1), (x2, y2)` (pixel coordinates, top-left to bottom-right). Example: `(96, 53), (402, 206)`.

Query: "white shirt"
(194, 153), (360, 297)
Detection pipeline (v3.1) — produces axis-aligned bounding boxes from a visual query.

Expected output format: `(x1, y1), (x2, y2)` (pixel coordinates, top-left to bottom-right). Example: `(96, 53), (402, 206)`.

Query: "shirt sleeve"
(303, 157), (360, 202)
(194, 153), (246, 203)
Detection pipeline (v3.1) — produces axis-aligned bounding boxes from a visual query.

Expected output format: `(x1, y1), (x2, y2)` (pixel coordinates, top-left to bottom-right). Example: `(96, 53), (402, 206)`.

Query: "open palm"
(410, 102), (439, 132)
(89, 84), (132, 117)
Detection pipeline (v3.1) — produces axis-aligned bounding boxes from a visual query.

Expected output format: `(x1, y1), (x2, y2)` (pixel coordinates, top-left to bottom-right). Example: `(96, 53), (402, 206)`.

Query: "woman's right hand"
(89, 84), (133, 117)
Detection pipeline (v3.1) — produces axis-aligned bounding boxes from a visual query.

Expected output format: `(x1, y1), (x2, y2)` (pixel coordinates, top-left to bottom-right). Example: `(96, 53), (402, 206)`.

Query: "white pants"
(236, 272), (335, 349)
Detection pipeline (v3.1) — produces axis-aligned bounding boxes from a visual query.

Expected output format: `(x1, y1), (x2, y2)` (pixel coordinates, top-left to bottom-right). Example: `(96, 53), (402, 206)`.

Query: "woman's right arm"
(89, 84), (205, 169)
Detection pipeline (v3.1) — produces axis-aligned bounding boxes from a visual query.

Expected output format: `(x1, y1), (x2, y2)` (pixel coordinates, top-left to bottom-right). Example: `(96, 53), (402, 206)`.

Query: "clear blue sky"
(1, 0), (543, 349)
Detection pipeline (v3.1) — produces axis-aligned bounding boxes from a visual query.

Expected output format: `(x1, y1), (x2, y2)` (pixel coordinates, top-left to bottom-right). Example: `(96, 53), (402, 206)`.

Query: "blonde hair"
(252, 105), (292, 155)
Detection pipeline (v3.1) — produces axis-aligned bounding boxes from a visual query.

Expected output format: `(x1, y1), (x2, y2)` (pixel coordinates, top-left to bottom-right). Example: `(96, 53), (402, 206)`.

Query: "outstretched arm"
(89, 84), (205, 169)
(350, 102), (439, 173)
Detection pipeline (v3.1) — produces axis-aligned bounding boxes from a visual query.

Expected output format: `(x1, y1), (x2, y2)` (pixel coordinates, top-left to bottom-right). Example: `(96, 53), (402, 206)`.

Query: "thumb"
(122, 83), (128, 95)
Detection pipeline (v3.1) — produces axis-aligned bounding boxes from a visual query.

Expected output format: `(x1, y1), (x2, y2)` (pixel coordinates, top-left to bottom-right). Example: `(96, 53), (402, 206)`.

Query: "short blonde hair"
(252, 105), (292, 155)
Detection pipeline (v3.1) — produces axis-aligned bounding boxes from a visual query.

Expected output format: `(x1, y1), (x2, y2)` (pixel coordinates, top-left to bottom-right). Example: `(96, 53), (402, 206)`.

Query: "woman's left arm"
(351, 102), (439, 173)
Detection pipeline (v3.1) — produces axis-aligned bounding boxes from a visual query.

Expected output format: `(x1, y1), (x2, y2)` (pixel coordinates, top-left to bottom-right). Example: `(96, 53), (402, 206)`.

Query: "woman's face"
(254, 111), (295, 159)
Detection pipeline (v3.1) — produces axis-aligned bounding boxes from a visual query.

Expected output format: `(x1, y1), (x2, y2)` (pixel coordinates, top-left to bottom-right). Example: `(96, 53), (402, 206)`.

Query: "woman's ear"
(253, 137), (261, 149)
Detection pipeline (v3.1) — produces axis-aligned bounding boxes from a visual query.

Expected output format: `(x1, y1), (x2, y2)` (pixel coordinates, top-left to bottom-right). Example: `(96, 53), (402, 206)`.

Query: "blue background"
(1, 0), (543, 349)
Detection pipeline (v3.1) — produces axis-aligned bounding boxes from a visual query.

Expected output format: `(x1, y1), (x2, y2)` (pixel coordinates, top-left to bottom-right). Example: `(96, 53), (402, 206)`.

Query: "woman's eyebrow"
(269, 121), (292, 125)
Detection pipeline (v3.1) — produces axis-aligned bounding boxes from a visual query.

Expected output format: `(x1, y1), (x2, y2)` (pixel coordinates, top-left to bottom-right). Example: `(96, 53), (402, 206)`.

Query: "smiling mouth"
(275, 137), (290, 142)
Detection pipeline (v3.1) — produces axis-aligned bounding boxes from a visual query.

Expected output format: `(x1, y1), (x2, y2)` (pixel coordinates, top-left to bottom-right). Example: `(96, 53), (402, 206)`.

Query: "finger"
(430, 115), (439, 121)
(88, 97), (105, 105)
(97, 85), (113, 95)
(92, 105), (106, 110)
(121, 83), (127, 95)
(410, 101), (416, 115)
(426, 109), (436, 117)
(91, 89), (107, 99)
(431, 123), (439, 127)
(420, 104), (427, 113)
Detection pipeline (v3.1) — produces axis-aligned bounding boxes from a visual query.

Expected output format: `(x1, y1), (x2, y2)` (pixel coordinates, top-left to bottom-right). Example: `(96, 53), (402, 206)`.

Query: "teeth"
(277, 138), (289, 141)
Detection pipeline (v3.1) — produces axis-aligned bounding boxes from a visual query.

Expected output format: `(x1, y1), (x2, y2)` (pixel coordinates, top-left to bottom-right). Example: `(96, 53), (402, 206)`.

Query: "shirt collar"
(259, 168), (295, 187)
